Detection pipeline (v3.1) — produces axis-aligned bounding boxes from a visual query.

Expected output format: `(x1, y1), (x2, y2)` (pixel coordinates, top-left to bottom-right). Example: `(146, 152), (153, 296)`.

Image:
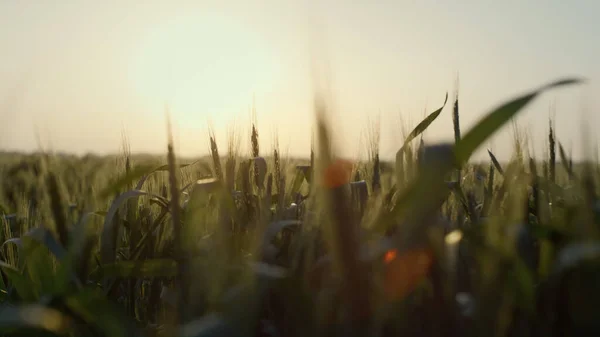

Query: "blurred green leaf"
(98, 164), (155, 199)
(0, 262), (37, 302)
(76, 211), (107, 230)
(0, 304), (72, 335)
(378, 144), (455, 235)
(64, 288), (137, 337)
(21, 237), (57, 299)
(1, 227), (67, 266)
(455, 78), (582, 164)
(136, 160), (199, 190)
(26, 227), (67, 260)
(99, 161), (198, 199)
(290, 169), (306, 196)
(511, 258), (536, 313)
(98, 258), (244, 279)
(179, 314), (239, 337)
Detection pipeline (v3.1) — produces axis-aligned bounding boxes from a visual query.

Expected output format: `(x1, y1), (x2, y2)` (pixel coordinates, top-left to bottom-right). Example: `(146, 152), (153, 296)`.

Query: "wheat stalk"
(166, 117), (185, 324)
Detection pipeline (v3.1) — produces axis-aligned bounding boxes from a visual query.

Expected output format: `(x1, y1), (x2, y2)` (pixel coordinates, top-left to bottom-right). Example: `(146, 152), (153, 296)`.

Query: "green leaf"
(27, 227), (67, 260)
(0, 304), (72, 335)
(1, 227), (67, 267)
(376, 78), (583, 235)
(455, 78), (583, 164)
(64, 288), (137, 337)
(188, 178), (221, 203)
(1, 238), (23, 261)
(558, 141), (573, 178)
(400, 92), (448, 151)
(290, 169), (305, 196)
(21, 237), (57, 299)
(0, 262), (37, 302)
(149, 196), (170, 209)
(487, 149), (504, 175)
(99, 161), (198, 199)
(100, 190), (167, 265)
(135, 160), (199, 190)
(511, 258), (536, 313)
(98, 164), (155, 199)
(77, 211), (107, 228)
(2, 228), (67, 298)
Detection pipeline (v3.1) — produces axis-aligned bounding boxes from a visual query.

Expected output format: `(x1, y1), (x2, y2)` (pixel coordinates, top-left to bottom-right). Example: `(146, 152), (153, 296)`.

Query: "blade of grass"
(558, 142), (574, 179)
(488, 149), (504, 175)
(399, 92), (448, 152)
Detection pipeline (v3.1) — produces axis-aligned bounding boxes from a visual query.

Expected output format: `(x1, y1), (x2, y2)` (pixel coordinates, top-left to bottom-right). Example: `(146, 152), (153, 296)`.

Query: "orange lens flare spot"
(323, 159), (354, 188)
(383, 248), (434, 301)
(384, 249), (398, 263)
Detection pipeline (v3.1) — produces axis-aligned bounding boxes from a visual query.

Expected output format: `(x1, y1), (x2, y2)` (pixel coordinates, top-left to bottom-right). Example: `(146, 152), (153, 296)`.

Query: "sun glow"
(127, 13), (280, 125)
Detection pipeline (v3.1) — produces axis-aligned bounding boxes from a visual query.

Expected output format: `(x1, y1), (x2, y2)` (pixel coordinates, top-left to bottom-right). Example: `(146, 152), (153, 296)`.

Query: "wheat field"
(1, 78), (599, 337)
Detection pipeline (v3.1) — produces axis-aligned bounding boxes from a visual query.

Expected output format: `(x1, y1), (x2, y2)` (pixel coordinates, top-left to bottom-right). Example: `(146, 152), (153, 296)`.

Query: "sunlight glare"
(127, 13), (280, 126)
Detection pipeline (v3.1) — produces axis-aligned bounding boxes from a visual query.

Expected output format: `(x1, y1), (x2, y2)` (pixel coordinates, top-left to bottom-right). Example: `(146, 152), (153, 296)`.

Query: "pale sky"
(1, 1), (598, 161)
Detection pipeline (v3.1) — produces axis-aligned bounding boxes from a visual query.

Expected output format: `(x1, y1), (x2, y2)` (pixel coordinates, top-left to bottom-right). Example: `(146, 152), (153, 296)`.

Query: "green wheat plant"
(1, 77), (598, 337)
